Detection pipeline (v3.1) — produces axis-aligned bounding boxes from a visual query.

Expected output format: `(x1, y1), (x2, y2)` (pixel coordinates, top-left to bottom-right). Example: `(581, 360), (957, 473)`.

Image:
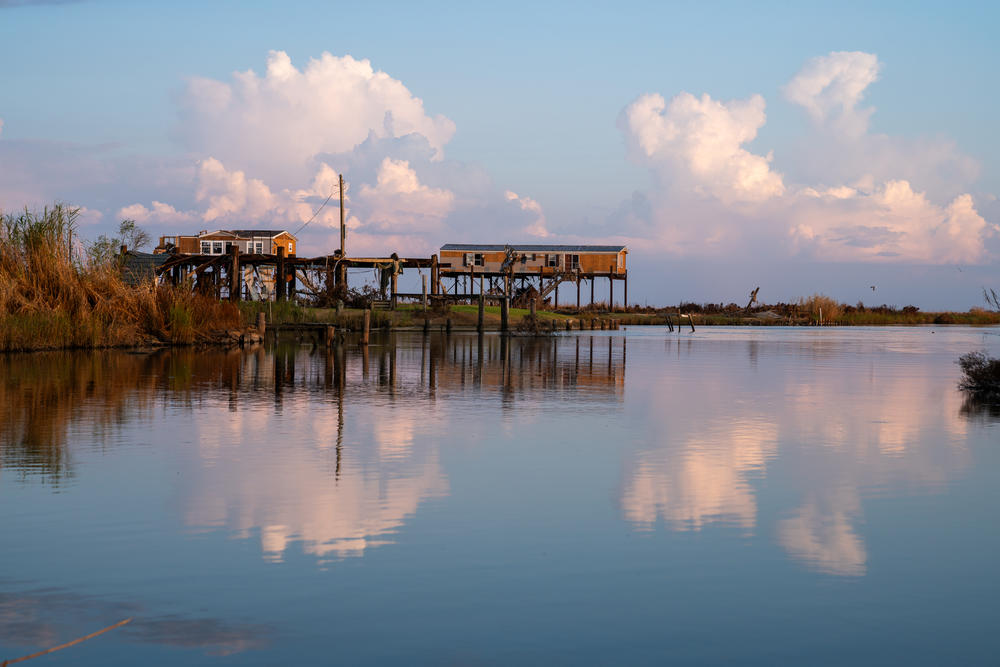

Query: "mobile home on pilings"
(438, 244), (628, 308)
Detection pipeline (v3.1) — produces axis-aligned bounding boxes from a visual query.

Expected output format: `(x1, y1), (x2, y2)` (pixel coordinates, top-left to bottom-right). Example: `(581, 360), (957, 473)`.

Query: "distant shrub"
(798, 294), (842, 321)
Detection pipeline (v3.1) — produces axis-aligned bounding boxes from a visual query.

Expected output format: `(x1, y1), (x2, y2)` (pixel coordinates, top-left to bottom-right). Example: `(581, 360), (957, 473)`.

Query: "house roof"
(197, 229), (294, 239)
(440, 244), (626, 253)
(120, 251), (170, 286)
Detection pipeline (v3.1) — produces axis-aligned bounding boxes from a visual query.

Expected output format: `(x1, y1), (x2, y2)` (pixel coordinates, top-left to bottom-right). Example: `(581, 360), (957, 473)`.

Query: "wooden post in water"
(276, 247), (286, 301)
(257, 311), (266, 338)
(325, 325), (336, 347)
(501, 296), (509, 334)
(446, 317), (452, 334)
(530, 297), (536, 319)
(422, 275), (428, 310)
(229, 246), (241, 302)
(362, 309), (371, 345)
(477, 293), (485, 333)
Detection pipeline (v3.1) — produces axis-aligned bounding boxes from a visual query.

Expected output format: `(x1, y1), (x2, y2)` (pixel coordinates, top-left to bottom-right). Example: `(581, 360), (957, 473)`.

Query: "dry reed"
(0, 206), (239, 351)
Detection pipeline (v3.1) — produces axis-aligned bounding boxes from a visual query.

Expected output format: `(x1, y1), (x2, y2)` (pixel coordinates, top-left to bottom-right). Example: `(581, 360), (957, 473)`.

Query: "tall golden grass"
(0, 205), (240, 351)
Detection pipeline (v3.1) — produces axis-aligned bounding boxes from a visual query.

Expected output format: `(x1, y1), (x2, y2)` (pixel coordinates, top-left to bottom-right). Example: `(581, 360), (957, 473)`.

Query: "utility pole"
(339, 174), (346, 258)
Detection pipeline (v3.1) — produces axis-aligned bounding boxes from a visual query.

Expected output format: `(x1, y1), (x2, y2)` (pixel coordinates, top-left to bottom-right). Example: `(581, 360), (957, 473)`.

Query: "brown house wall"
(439, 249), (626, 274)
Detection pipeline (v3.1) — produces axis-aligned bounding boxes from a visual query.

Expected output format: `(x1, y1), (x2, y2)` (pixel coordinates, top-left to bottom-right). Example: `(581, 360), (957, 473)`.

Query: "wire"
(293, 182), (341, 237)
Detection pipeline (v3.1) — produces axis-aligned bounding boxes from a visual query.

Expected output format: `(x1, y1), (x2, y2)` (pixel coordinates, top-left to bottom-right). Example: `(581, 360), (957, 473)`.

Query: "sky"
(1, 0), (998, 309)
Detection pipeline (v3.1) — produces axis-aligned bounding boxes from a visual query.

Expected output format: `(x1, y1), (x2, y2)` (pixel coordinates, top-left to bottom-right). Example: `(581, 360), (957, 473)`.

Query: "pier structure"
(436, 244), (628, 309)
(146, 242), (629, 311)
(151, 249), (435, 305)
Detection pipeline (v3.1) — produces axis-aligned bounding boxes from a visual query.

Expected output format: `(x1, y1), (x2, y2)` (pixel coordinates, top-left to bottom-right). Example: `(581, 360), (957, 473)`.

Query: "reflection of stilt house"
(438, 244), (628, 307)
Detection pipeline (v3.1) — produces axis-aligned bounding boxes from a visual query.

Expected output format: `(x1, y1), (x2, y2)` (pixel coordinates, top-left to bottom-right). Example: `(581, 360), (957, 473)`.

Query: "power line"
(292, 181), (342, 237)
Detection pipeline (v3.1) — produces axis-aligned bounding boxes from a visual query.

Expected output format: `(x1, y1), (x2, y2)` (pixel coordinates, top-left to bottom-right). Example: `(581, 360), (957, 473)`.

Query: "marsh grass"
(958, 351), (1000, 397)
(1, 206), (239, 351)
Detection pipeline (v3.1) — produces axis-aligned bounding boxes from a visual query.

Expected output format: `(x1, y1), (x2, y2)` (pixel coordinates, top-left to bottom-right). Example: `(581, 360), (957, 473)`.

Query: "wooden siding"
(167, 231), (298, 256)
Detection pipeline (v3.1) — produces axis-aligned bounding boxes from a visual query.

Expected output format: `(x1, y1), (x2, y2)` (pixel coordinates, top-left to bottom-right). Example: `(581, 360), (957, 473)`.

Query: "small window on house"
(570, 254), (580, 270)
(255, 242), (263, 254)
(474, 253), (484, 266)
(526, 253), (535, 261)
(288, 242), (294, 253)
(212, 241), (223, 254)
(200, 241), (211, 254)
(464, 253), (474, 266)
(546, 254), (559, 267)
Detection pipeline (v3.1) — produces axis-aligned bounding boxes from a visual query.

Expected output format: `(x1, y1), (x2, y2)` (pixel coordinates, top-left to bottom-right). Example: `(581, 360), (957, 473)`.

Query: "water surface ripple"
(2, 327), (998, 665)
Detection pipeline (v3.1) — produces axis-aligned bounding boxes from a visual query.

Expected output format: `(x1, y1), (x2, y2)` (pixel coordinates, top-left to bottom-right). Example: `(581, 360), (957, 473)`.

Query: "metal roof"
(120, 251), (170, 286)
(440, 244), (626, 253)
(197, 230), (293, 239)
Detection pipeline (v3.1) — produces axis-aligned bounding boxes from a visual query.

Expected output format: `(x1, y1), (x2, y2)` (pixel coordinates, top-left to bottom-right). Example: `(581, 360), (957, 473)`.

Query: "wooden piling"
(229, 246), (241, 303)
(422, 274), (428, 310)
(501, 296), (509, 333)
(477, 293), (485, 333)
(430, 254), (439, 295)
(325, 325), (336, 347)
(362, 309), (371, 345)
(446, 317), (452, 334)
(257, 311), (266, 338)
(276, 246), (286, 301)
(391, 270), (398, 309)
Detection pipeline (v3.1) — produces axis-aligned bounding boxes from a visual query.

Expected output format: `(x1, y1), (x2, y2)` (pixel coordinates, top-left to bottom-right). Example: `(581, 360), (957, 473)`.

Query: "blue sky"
(2, 0), (998, 307)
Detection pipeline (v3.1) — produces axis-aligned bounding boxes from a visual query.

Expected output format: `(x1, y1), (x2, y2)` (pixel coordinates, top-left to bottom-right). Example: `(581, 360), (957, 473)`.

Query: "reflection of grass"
(0, 348), (250, 483)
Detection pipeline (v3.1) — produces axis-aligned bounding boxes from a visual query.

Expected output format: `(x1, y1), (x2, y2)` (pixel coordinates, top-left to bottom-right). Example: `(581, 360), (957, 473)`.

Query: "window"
(464, 253), (474, 266)
(526, 253), (536, 261)
(225, 242), (234, 253)
(546, 254), (559, 267)
(255, 242), (263, 254)
(474, 253), (484, 266)
(568, 254), (580, 270)
(288, 242), (294, 253)
(212, 241), (223, 254)
(200, 241), (211, 254)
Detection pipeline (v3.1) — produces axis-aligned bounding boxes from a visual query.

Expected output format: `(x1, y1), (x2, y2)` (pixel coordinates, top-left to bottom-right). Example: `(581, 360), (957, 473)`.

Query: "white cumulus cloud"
(783, 51), (880, 137)
(356, 157), (455, 233)
(177, 50), (456, 189)
(615, 51), (994, 265)
(618, 91), (784, 204)
(118, 200), (195, 225)
(505, 190), (548, 237)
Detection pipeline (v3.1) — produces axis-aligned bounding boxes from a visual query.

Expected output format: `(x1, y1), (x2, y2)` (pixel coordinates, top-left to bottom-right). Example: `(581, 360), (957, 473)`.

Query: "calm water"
(2, 327), (998, 665)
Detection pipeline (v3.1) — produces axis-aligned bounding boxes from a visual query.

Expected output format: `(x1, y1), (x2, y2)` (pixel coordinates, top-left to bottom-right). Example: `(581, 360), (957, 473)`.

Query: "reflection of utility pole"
(339, 174), (346, 257)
